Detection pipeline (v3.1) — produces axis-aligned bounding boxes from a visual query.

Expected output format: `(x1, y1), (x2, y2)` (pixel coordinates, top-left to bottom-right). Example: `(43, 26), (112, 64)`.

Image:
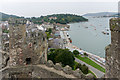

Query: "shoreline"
(63, 31), (105, 66)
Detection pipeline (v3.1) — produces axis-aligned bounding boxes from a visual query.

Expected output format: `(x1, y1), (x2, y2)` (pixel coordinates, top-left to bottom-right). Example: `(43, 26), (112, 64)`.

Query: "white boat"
(105, 28), (109, 31)
(102, 31), (107, 34)
(102, 30), (109, 35)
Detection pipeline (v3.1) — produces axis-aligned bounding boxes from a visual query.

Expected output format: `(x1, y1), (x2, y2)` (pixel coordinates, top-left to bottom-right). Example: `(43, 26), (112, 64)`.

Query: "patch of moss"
(111, 25), (115, 30)
(111, 24), (118, 30)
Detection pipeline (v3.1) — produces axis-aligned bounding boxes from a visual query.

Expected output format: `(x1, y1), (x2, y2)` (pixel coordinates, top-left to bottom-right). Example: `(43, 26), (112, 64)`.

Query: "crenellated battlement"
(1, 60), (94, 79)
(8, 18), (48, 67)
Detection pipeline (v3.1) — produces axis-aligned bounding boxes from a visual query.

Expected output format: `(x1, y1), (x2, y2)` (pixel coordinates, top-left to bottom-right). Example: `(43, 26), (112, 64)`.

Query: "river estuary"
(67, 17), (111, 58)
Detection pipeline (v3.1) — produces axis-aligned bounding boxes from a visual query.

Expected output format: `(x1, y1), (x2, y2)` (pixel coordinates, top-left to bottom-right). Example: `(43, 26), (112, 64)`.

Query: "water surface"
(68, 17), (111, 58)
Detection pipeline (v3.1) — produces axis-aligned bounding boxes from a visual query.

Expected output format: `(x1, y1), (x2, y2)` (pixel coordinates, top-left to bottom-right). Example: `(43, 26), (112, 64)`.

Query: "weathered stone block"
(73, 69), (83, 78)
(39, 57), (47, 64)
(46, 60), (54, 67)
(85, 73), (94, 78)
(63, 65), (73, 74)
(54, 63), (62, 70)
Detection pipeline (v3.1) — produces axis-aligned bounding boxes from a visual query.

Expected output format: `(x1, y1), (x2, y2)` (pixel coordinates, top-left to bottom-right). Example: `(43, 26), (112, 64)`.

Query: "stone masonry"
(105, 18), (120, 78)
(8, 18), (48, 67)
(1, 60), (93, 79)
(0, 18), (94, 79)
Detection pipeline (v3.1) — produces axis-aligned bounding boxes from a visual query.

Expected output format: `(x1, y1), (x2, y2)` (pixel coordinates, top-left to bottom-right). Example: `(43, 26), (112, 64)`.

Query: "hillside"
(0, 12), (88, 24)
(83, 12), (117, 17)
(0, 12), (21, 21)
(29, 14), (88, 24)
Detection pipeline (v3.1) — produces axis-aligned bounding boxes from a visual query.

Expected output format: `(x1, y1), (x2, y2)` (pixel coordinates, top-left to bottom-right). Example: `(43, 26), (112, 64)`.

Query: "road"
(75, 58), (105, 78)
(89, 57), (105, 68)
(66, 44), (105, 78)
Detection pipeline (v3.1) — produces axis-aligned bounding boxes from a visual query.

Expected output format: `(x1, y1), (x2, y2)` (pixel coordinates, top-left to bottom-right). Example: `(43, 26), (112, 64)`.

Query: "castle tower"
(105, 18), (120, 78)
(9, 18), (27, 66)
(8, 18), (48, 67)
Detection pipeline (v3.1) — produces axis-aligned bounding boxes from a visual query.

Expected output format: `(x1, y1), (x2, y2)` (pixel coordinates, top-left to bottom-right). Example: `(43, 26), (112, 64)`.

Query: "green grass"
(75, 55), (105, 73)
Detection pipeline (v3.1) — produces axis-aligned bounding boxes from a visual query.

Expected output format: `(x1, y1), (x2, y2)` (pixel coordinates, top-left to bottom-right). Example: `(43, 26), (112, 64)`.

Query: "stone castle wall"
(8, 18), (48, 67)
(1, 60), (94, 79)
(105, 18), (120, 78)
(0, 18), (94, 79)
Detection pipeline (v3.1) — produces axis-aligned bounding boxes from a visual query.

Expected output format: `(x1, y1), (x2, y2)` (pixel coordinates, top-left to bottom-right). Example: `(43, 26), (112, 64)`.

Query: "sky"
(0, 0), (119, 2)
(0, 0), (119, 17)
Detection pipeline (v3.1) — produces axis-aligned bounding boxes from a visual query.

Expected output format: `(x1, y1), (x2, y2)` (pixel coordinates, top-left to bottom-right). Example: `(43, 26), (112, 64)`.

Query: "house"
(49, 17), (57, 20)
(37, 25), (45, 31)
(42, 24), (54, 30)
(54, 31), (60, 38)
(48, 38), (64, 49)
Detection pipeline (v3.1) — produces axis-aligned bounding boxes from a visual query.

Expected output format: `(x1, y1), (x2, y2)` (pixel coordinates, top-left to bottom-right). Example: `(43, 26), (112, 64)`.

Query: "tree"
(73, 50), (79, 56)
(47, 50), (58, 64)
(74, 62), (89, 74)
(30, 14), (88, 25)
(49, 48), (55, 52)
(48, 28), (52, 34)
(48, 49), (75, 68)
(84, 52), (88, 57)
(75, 63), (82, 69)
(55, 50), (75, 67)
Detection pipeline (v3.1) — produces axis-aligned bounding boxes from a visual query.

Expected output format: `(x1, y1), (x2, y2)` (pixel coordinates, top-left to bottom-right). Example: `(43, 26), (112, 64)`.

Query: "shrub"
(75, 63), (82, 69)
(84, 52), (88, 57)
(74, 62), (89, 74)
(73, 50), (79, 56)
(49, 48), (55, 52)
(80, 64), (89, 74)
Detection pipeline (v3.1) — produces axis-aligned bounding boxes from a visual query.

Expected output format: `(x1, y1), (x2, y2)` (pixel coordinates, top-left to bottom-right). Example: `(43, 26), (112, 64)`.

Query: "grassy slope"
(76, 55), (105, 73)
